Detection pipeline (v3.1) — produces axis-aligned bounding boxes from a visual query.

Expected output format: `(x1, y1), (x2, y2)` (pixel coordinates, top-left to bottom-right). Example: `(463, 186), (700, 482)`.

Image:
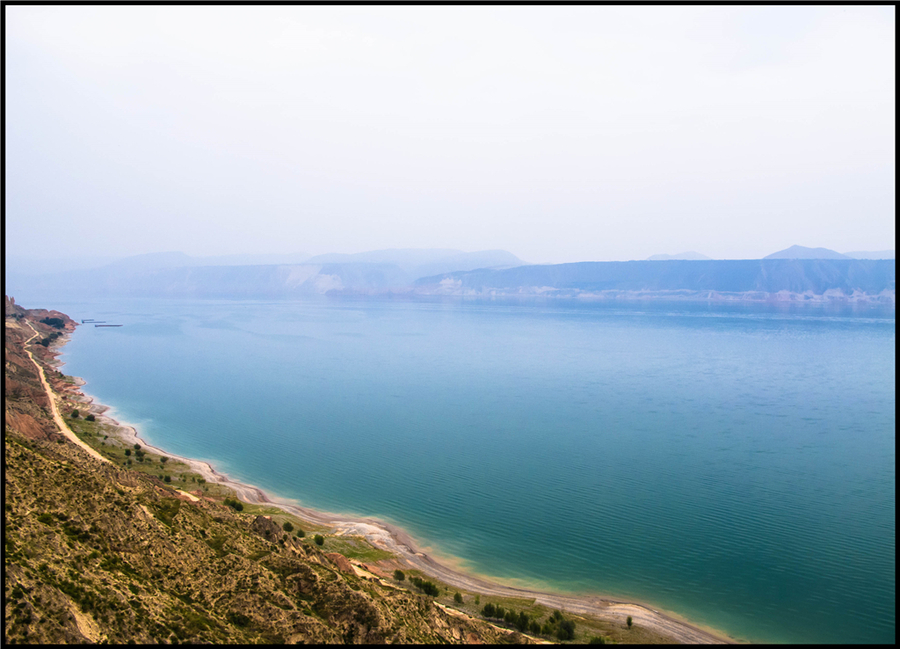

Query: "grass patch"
(238, 504), (330, 534)
(318, 536), (393, 563)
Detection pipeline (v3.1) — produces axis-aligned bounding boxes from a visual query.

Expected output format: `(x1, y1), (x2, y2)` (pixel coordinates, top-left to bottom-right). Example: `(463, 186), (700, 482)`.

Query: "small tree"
(475, 595), (480, 605)
(296, 529), (305, 538)
(160, 457), (168, 463)
(282, 521), (294, 533)
(314, 534), (324, 546)
(224, 497), (243, 512)
(124, 449), (131, 456)
(164, 475), (171, 483)
(85, 414), (95, 422)
(589, 636), (607, 644)
(517, 611), (530, 631)
(393, 569), (405, 581)
(134, 444), (141, 450)
(557, 619), (576, 641)
(71, 409), (80, 418)
(454, 592), (463, 604)
(627, 615), (633, 629)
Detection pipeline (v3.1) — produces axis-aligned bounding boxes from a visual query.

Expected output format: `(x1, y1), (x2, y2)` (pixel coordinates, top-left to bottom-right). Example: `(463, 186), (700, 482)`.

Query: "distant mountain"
(413, 259), (895, 303)
(843, 250), (895, 260)
(5, 248), (526, 302)
(764, 245), (850, 260)
(8, 250), (893, 305)
(6, 251), (312, 277)
(647, 252), (712, 261)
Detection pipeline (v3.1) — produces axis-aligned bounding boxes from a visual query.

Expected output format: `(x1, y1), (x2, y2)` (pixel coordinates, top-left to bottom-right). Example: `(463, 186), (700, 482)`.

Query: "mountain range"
(5, 247), (894, 303)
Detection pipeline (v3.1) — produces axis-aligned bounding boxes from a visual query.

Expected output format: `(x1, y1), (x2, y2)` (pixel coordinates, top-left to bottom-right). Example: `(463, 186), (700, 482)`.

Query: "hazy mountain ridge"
(764, 245), (895, 260)
(5, 249), (525, 300)
(414, 259), (895, 302)
(764, 245), (850, 260)
(6, 248), (895, 303)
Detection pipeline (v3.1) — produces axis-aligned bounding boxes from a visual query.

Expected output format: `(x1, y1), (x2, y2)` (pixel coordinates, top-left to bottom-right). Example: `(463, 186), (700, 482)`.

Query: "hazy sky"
(6, 5), (895, 263)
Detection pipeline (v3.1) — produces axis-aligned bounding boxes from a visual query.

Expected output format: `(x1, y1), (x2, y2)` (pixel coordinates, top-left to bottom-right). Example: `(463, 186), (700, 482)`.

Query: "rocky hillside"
(4, 299), (528, 644)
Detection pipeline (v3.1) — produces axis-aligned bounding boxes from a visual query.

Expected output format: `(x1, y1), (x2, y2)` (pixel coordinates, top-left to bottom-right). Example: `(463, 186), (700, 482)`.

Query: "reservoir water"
(42, 296), (895, 643)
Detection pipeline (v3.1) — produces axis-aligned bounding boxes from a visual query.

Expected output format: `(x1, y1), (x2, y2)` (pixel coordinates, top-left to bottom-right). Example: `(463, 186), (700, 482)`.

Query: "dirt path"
(24, 323), (110, 465)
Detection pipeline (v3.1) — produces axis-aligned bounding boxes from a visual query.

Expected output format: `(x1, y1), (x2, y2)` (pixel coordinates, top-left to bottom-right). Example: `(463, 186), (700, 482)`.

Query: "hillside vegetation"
(3, 298), (528, 644)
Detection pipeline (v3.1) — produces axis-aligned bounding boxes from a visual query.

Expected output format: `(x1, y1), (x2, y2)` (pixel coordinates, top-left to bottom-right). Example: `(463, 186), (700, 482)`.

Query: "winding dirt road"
(23, 323), (110, 465)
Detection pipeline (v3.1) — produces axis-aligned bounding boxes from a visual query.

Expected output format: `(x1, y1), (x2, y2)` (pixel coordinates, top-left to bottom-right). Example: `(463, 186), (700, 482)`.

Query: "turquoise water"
(42, 297), (894, 643)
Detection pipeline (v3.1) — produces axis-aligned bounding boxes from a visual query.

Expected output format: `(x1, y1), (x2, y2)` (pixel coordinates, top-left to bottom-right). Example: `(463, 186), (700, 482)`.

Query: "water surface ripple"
(53, 297), (894, 644)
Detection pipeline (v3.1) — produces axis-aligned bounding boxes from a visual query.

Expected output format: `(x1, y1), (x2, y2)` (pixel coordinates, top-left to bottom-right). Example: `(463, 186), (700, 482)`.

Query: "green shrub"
(314, 534), (324, 546)
(556, 619), (576, 641)
(393, 569), (405, 581)
(71, 409), (80, 418)
(164, 476), (171, 483)
(589, 636), (607, 644)
(454, 591), (463, 604)
(627, 615), (633, 628)
(409, 576), (439, 596)
(133, 444), (141, 450)
(85, 414), (95, 422)
(124, 449), (131, 456)
(223, 497), (243, 512)
(516, 611), (530, 631)
(295, 529), (305, 538)
(40, 317), (65, 329)
(282, 521), (293, 533)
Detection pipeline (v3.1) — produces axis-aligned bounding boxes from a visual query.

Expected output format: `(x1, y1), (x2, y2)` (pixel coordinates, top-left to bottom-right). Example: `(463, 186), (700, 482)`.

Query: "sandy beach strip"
(59, 360), (735, 644)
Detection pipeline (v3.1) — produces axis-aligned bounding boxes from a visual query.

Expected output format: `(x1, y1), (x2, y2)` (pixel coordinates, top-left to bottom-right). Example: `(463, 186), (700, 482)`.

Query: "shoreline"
(56, 335), (737, 644)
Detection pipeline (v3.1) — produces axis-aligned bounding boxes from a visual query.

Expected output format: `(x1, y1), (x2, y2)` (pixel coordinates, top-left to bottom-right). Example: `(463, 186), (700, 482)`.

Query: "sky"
(5, 5), (895, 264)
